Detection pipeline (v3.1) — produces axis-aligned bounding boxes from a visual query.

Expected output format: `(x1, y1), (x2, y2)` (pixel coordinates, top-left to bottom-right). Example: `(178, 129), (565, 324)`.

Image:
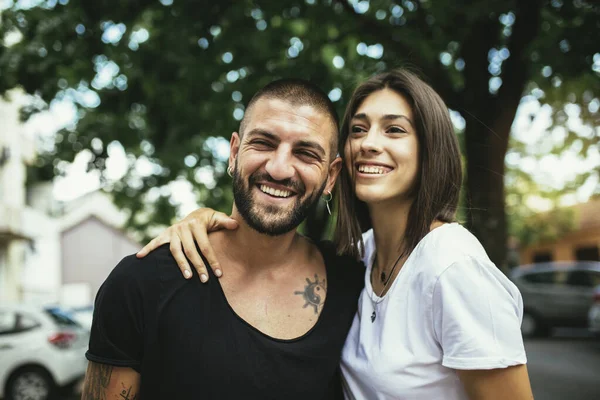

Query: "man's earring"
(323, 191), (332, 216)
(227, 165), (233, 178)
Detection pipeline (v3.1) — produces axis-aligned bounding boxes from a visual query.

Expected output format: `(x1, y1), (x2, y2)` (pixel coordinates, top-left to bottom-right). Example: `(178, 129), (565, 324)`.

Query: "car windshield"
(44, 308), (81, 328)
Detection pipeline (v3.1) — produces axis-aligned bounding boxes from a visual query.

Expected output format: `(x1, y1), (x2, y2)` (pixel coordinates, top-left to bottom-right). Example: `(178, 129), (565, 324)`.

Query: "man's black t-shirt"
(86, 241), (364, 399)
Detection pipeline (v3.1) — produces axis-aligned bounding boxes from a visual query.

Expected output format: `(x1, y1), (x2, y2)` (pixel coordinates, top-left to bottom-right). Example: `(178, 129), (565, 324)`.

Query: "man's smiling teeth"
(259, 185), (292, 198)
(358, 165), (386, 174)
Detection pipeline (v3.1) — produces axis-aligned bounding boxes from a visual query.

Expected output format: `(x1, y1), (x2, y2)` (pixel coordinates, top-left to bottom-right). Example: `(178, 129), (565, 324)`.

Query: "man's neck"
(211, 211), (302, 275)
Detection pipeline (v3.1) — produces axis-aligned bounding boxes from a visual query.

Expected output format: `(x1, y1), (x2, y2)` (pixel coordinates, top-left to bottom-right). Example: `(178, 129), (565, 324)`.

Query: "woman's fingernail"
(184, 270), (192, 279)
(200, 274), (208, 283)
(215, 269), (222, 277)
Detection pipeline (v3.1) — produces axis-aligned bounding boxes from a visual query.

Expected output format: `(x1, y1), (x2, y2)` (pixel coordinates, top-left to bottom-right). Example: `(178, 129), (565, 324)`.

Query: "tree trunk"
(464, 123), (510, 269)
(463, 0), (543, 269)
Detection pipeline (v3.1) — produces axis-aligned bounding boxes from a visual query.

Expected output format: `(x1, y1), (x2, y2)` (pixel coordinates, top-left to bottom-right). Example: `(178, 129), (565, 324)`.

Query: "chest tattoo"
(294, 274), (327, 314)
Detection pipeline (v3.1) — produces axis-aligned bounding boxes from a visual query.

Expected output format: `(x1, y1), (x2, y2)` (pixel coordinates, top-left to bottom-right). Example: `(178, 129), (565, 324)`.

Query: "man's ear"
(229, 132), (240, 170)
(324, 156), (342, 194)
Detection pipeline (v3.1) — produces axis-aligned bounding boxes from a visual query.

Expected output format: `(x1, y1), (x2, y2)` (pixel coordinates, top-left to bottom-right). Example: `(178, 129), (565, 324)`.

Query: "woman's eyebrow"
(381, 114), (414, 128)
(352, 113), (370, 122)
(352, 112), (414, 128)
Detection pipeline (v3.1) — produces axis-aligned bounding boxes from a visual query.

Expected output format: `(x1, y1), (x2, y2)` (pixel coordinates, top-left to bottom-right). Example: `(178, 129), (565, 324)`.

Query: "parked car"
(589, 284), (600, 335)
(65, 305), (93, 332)
(510, 261), (600, 337)
(0, 305), (88, 400)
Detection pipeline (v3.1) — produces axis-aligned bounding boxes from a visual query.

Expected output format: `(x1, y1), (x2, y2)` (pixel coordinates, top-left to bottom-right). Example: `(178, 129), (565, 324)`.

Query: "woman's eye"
(350, 125), (366, 134)
(388, 126), (407, 134)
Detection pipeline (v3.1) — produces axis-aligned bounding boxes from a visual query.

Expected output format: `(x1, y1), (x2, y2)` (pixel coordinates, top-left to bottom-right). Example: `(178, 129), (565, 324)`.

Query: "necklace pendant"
(371, 311), (376, 323)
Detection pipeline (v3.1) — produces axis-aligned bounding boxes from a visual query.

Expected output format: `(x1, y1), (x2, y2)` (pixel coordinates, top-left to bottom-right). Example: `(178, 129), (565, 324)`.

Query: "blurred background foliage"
(0, 0), (598, 267)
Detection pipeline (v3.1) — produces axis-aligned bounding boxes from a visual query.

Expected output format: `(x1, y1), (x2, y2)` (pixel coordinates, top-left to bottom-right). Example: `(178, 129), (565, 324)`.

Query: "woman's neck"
(368, 198), (413, 268)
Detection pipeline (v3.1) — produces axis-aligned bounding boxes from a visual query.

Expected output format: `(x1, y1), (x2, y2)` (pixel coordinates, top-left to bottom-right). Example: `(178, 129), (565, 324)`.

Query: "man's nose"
(264, 149), (295, 181)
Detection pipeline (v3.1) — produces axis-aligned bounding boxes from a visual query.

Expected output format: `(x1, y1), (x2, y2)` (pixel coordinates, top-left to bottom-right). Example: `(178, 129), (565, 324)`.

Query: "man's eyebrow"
(246, 128), (327, 158)
(245, 129), (279, 141)
(352, 113), (414, 128)
(296, 140), (326, 158)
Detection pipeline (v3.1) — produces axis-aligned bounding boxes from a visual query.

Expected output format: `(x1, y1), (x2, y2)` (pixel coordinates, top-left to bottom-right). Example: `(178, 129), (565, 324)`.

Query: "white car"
(0, 305), (88, 400)
(67, 305), (94, 332)
(589, 285), (600, 335)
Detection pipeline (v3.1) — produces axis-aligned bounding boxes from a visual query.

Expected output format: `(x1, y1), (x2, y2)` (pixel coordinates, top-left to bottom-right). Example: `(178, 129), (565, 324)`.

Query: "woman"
(137, 69), (533, 399)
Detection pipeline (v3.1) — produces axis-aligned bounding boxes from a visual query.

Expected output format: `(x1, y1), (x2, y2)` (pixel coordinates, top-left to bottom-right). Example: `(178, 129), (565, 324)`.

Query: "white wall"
(0, 90), (36, 304)
(0, 91), (138, 307)
(19, 206), (62, 304)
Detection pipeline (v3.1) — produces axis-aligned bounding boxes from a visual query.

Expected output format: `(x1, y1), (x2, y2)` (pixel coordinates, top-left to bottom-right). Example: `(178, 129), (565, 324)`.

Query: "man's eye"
(252, 140), (272, 147)
(297, 150), (318, 160)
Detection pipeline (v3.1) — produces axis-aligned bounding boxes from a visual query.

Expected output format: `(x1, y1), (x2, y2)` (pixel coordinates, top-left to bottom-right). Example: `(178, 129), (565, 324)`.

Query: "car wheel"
(5, 366), (55, 400)
(521, 310), (550, 338)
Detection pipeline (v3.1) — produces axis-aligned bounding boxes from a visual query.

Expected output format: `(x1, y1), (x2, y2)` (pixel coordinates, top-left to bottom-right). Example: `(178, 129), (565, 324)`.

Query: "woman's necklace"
(369, 251), (404, 323)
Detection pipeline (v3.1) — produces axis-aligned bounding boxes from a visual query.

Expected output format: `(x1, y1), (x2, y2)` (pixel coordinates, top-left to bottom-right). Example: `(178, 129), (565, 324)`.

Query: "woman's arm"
(432, 253), (532, 399)
(136, 208), (238, 282)
(457, 364), (534, 400)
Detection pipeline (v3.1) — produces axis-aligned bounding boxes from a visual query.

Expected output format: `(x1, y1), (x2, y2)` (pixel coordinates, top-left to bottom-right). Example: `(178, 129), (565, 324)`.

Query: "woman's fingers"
(136, 233), (169, 258)
(169, 235), (193, 279)
(209, 211), (239, 231)
(191, 223), (222, 278)
(135, 209), (239, 283)
(178, 225), (210, 282)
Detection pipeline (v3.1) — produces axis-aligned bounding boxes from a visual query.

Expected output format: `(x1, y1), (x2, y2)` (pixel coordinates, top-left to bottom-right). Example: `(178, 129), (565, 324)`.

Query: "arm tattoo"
(82, 363), (113, 400)
(119, 383), (138, 400)
(294, 274), (327, 314)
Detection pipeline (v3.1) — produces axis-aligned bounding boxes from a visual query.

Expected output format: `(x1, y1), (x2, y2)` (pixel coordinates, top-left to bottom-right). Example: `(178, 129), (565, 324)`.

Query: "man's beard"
(232, 166), (327, 236)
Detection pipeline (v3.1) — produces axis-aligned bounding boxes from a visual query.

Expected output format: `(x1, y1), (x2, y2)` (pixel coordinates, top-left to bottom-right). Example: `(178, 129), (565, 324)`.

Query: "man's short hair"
(239, 79), (339, 156)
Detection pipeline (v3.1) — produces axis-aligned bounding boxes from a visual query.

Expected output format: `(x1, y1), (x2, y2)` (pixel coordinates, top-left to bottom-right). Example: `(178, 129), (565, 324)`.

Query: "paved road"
(62, 330), (600, 400)
(525, 329), (600, 400)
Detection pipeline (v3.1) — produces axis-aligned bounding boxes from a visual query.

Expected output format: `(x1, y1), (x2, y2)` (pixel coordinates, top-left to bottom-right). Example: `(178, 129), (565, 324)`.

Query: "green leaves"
(1, 0), (597, 253)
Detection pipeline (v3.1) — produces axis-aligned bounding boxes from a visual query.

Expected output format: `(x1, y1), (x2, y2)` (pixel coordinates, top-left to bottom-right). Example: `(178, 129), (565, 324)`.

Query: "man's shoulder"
(106, 244), (179, 288)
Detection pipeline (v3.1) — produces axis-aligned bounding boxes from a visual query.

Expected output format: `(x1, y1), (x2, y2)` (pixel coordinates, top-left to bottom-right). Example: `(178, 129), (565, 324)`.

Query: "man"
(82, 79), (364, 399)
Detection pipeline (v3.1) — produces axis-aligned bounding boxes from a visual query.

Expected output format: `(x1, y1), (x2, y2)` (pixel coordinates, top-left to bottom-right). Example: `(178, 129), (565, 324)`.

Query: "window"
(0, 312), (40, 335)
(590, 272), (600, 287)
(533, 252), (553, 263)
(566, 270), (594, 287)
(0, 312), (16, 334)
(523, 271), (556, 285)
(575, 246), (600, 261)
(15, 314), (40, 331)
(45, 308), (80, 327)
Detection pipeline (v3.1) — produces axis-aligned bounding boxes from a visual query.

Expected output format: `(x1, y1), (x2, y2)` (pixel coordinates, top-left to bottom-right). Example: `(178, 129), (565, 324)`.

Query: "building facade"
(0, 92), (140, 306)
(519, 199), (600, 265)
(0, 91), (36, 303)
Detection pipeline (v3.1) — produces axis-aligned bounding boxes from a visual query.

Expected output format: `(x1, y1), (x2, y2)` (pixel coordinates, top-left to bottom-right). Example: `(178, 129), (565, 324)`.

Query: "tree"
(505, 100), (598, 258)
(1, 0), (598, 265)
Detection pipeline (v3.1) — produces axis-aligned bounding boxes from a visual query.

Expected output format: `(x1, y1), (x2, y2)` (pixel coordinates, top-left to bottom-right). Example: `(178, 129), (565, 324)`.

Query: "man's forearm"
(81, 362), (140, 400)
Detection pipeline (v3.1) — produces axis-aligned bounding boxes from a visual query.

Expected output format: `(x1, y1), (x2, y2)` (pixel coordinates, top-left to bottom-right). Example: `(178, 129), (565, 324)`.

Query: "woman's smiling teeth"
(259, 185), (293, 198)
(358, 165), (389, 175)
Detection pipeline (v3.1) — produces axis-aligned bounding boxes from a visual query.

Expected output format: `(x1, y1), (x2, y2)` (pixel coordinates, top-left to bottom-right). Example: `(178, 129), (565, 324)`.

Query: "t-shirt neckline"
(366, 222), (459, 302)
(210, 240), (334, 343)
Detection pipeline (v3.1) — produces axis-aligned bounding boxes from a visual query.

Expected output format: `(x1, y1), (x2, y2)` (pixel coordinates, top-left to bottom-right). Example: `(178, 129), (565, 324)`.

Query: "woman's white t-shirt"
(340, 223), (527, 400)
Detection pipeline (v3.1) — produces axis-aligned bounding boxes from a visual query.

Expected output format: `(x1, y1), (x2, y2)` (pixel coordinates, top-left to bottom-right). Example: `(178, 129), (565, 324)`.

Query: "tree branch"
(334, 0), (459, 109)
(494, 0), (544, 131)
